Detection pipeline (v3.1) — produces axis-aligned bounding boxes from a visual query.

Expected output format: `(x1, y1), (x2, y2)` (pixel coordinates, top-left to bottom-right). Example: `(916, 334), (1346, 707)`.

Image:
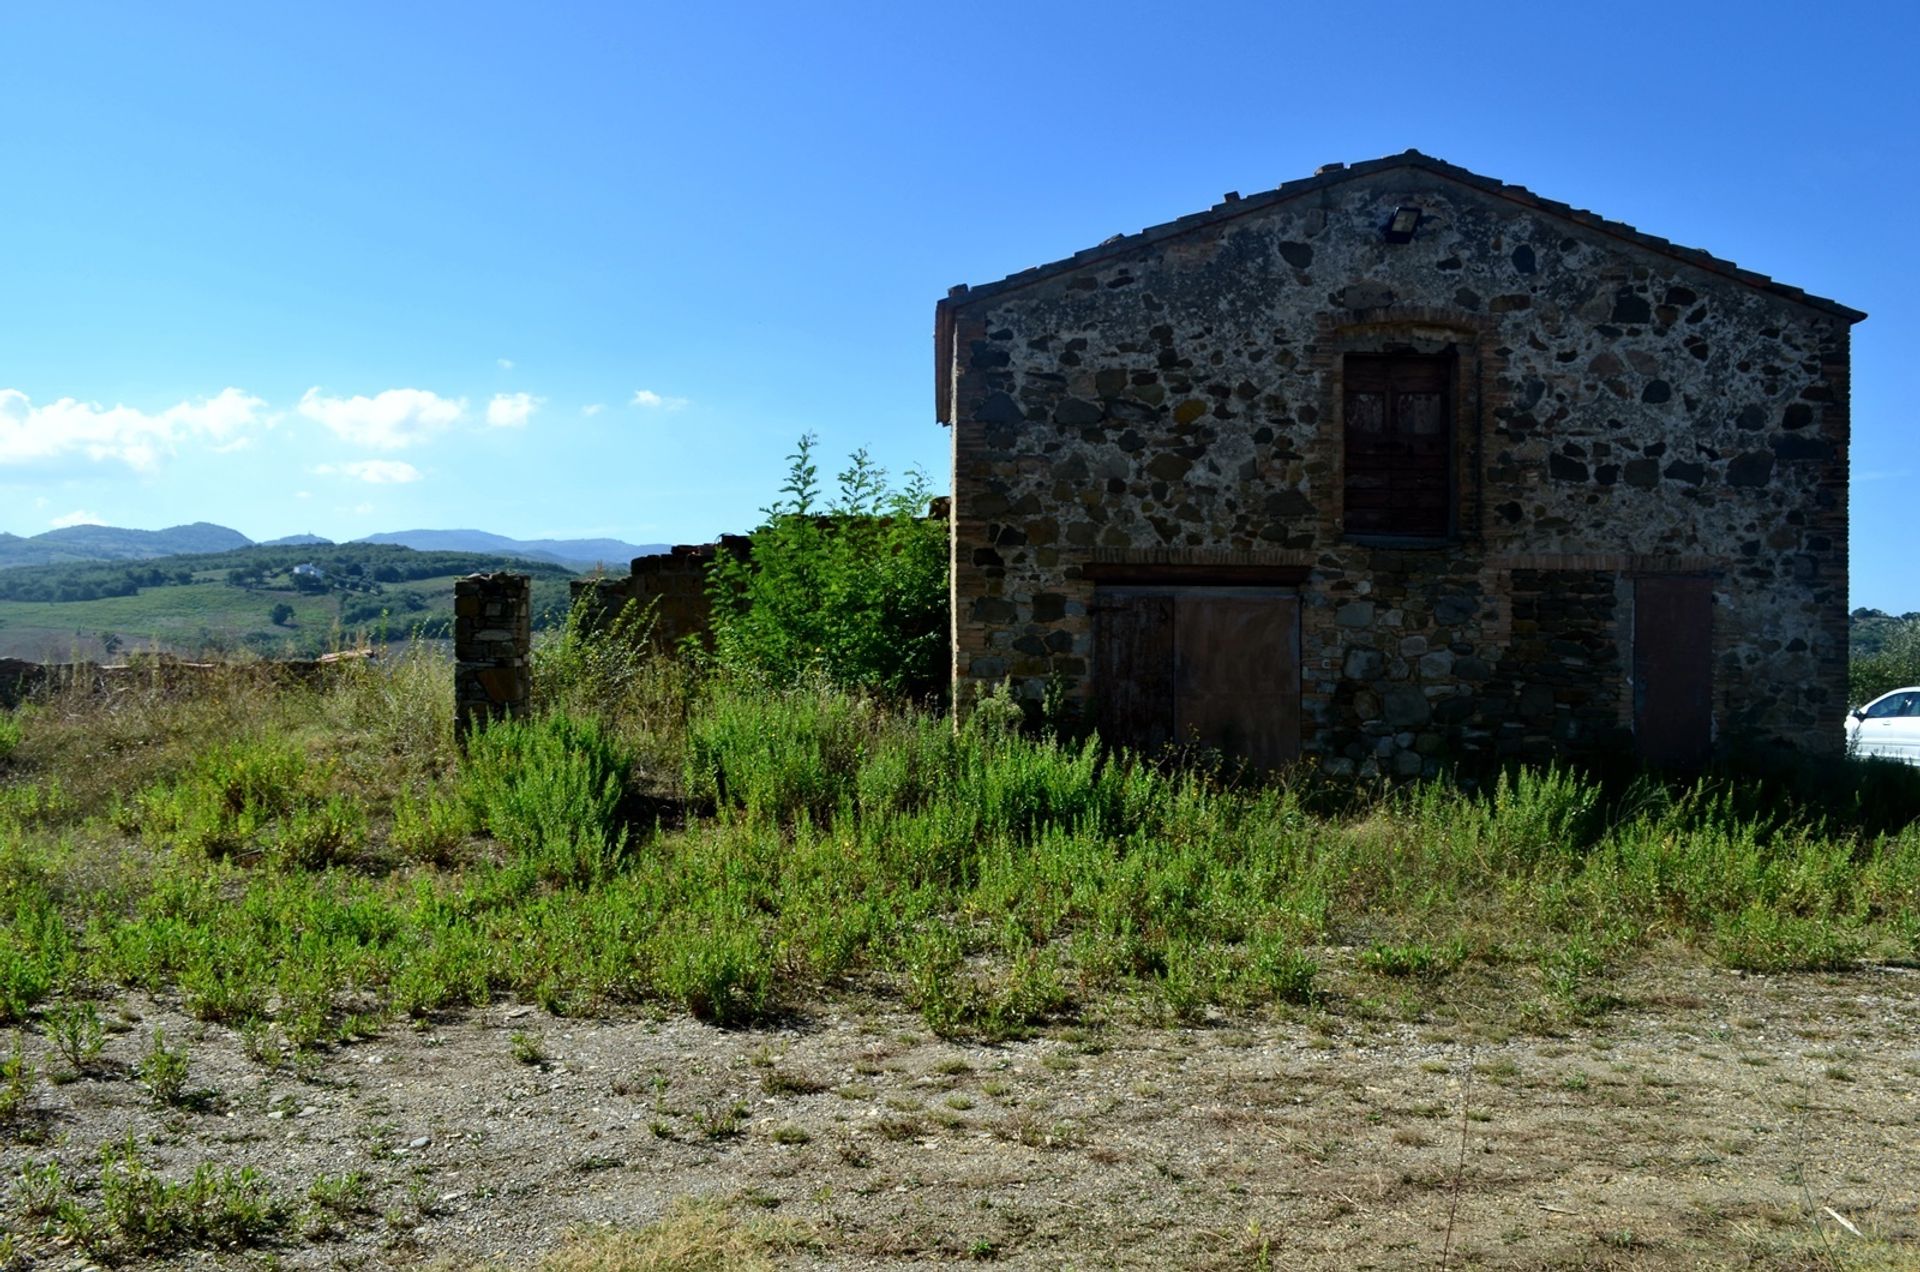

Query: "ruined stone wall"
(454, 573), (530, 737)
(946, 167), (1851, 769)
(568, 538), (753, 650)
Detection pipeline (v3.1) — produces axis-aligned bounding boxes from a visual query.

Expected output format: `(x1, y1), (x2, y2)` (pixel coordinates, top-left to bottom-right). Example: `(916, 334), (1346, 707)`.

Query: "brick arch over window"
(1312, 308), (1504, 546)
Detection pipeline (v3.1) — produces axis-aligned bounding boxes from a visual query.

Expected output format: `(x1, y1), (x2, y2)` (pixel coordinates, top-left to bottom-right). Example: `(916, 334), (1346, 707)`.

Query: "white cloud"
(49, 509), (103, 529)
(295, 490), (312, 500)
(485, 392), (541, 428)
(630, 389), (689, 412)
(581, 403), (605, 417)
(0, 386), (268, 469)
(297, 387), (465, 450)
(497, 358), (515, 370)
(314, 459), (422, 485)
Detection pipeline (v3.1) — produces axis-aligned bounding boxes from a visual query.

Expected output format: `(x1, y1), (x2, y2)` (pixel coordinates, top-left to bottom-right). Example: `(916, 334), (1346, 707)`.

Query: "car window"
(1864, 692), (1916, 719)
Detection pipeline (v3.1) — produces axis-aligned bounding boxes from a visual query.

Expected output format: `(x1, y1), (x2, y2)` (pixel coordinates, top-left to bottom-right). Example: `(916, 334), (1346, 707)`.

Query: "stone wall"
(454, 573), (530, 737)
(941, 156), (1856, 768)
(1481, 569), (1631, 764)
(567, 537), (752, 650)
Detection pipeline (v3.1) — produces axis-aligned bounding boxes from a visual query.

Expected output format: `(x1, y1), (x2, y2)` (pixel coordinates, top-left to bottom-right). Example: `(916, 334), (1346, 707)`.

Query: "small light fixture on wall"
(1384, 206), (1422, 243)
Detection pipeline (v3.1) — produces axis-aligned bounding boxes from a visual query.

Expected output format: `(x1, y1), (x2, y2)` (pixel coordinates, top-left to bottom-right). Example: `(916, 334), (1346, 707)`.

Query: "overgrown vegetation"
(0, 627), (1914, 1060)
(705, 435), (947, 696)
(0, 564), (1917, 1264)
(20, 1136), (290, 1258)
(1851, 612), (1920, 705)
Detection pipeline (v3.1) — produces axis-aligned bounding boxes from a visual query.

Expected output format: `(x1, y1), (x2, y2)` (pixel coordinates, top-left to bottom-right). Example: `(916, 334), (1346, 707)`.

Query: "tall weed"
(461, 712), (634, 885)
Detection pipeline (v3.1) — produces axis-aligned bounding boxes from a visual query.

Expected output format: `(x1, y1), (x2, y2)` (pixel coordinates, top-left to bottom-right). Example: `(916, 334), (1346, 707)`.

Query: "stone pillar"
(454, 573), (531, 739)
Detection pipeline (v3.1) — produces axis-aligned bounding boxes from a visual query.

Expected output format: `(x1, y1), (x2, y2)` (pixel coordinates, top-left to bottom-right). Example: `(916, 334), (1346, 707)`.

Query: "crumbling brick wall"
(568, 537), (751, 650)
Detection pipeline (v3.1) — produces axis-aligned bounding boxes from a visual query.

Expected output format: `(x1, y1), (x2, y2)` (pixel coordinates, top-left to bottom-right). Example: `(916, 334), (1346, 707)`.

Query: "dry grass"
(529, 1198), (812, 1272)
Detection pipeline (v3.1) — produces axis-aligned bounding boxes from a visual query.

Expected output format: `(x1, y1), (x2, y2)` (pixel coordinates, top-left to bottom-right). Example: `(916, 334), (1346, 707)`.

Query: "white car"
(1846, 686), (1920, 763)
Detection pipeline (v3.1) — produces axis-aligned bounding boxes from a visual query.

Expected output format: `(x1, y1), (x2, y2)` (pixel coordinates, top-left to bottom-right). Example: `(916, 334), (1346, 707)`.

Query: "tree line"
(0, 544), (576, 605)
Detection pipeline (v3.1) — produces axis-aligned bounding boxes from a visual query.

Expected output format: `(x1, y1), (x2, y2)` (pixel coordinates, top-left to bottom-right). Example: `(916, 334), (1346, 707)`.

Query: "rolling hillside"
(0, 522), (250, 569)
(0, 521), (668, 574)
(356, 529), (667, 571)
(0, 543), (578, 661)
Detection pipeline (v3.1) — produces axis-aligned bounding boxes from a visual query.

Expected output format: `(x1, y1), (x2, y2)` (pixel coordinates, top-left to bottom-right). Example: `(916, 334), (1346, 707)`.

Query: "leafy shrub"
(0, 840), (70, 1024)
(1851, 616), (1920, 707)
(1360, 940), (1460, 979)
(138, 1029), (190, 1106)
(48, 999), (105, 1072)
(461, 712), (634, 885)
(0, 711), (20, 762)
(135, 739), (309, 859)
(301, 1171), (373, 1240)
(390, 786), (471, 864)
(684, 682), (877, 823)
(60, 1136), (289, 1257)
(650, 918), (775, 1025)
(15, 1158), (67, 1217)
(1714, 906), (1866, 973)
(534, 591), (656, 719)
(0, 1036), (37, 1125)
(706, 435), (947, 696)
(270, 794), (366, 869)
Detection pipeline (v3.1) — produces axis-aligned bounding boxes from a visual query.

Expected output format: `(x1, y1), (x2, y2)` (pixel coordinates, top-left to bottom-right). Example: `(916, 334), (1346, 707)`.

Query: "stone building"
(935, 151), (1862, 773)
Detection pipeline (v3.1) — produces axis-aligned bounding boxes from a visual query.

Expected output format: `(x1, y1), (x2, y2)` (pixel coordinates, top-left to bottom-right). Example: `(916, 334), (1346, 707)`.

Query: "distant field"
(0, 567), (576, 661)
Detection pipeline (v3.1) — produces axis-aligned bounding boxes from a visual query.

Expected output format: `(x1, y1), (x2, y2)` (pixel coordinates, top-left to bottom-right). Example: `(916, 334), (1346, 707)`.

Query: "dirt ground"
(5, 961), (1919, 1270)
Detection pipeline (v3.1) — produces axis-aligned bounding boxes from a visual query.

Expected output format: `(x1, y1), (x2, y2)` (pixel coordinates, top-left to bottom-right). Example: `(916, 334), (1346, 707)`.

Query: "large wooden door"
(1095, 588), (1300, 770)
(1092, 593), (1176, 756)
(1633, 576), (1713, 768)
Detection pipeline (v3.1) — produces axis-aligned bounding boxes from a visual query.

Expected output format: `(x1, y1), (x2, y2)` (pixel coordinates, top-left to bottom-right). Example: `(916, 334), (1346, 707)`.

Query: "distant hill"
(0, 522), (250, 569)
(0, 541), (579, 661)
(355, 529), (668, 572)
(0, 523), (667, 574)
(1851, 608), (1920, 657)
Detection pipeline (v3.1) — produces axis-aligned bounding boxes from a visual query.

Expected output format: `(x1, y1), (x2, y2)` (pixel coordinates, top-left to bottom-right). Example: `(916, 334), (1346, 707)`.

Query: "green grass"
(0, 635), (1915, 1054)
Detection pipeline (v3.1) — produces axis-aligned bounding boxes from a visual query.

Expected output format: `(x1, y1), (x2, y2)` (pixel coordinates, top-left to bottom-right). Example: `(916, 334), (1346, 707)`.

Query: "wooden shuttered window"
(1343, 352), (1452, 538)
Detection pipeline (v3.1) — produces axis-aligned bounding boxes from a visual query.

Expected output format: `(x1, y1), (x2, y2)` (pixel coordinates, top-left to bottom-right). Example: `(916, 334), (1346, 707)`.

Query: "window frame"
(1341, 348), (1457, 545)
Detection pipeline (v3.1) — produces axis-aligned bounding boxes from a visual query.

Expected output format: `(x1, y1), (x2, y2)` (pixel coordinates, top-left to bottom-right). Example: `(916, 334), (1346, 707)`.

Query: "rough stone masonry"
(936, 151), (1863, 774)
(454, 572), (531, 738)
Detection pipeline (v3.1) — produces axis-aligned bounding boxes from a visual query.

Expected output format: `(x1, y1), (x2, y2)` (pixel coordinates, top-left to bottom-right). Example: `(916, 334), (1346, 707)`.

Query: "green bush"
(134, 739), (311, 859)
(1714, 905), (1866, 973)
(1851, 616), (1920, 706)
(683, 682), (878, 823)
(706, 435), (947, 696)
(460, 712), (635, 885)
(60, 1137), (289, 1258)
(390, 786), (472, 864)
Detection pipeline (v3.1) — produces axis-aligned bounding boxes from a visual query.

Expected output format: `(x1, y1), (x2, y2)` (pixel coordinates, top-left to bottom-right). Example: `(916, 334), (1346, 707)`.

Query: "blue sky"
(2, 2), (1915, 606)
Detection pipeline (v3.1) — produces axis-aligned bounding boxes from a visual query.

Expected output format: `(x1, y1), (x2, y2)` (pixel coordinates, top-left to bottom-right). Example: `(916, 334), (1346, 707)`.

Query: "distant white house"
(292, 563), (326, 579)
